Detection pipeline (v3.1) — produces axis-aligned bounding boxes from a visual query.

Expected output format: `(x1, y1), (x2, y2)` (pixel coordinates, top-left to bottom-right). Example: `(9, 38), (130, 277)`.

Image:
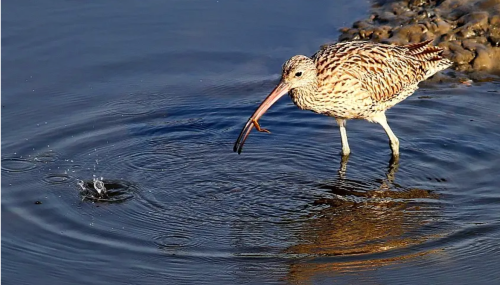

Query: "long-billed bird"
(234, 40), (452, 157)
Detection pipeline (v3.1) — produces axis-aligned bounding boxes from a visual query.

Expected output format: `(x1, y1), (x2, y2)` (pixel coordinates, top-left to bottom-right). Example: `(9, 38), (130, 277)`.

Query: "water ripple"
(77, 179), (136, 203)
(124, 151), (190, 172)
(1, 157), (38, 173)
(2, 67), (500, 285)
(33, 150), (60, 163)
(42, 173), (73, 185)
(106, 98), (156, 116)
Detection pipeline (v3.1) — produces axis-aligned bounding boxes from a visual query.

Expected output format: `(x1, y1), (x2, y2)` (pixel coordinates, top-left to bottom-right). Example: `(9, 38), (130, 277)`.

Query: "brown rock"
(337, 0), (500, 75)
(442, 32), (457, 42)
(433, 19), (453, 35)
(473, 46), (500, 71)
(358, 29), (373, 39)
(456, 12), (489, 39)
(462, 38), (489, 51)
(339, 27), (351, 33)
(372, 27), (390, 41)
(353, 20), (373, 29)
(476, 0), (500, 11)
(448, 41), (475, 65)
(490, 15), (500, 25)
(473, 46), (493, 70)
(488, 25), (500, 46)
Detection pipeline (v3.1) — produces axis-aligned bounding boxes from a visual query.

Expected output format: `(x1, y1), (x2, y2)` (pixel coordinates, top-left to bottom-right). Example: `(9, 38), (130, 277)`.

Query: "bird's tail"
(405, 40), (453, 79)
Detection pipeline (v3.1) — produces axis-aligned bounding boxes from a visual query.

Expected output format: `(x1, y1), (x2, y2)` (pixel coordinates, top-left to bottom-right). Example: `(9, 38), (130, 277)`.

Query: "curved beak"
(233, 80), (289, 154)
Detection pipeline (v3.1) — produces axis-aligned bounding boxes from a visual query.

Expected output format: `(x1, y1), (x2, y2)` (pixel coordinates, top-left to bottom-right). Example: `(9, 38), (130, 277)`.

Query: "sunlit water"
(3, 1), (500, 284)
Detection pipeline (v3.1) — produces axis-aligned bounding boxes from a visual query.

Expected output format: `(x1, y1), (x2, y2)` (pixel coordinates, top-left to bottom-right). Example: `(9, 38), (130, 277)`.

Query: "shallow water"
(2, 1), (500, 284)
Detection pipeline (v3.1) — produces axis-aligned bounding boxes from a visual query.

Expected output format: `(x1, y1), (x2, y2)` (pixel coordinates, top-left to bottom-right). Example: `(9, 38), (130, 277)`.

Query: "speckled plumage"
(285, 40), (452, 120)
(234, 40), (452, 156)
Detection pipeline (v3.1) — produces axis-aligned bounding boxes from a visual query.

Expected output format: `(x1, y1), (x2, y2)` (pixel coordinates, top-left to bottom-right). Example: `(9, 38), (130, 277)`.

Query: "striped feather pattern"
(283, 40), (452, 119)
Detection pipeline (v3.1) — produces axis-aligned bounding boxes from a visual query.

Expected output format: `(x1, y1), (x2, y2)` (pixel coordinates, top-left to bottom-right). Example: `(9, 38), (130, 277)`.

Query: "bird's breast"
(289, 88), (316, 111)
(290, 83), (377, 119)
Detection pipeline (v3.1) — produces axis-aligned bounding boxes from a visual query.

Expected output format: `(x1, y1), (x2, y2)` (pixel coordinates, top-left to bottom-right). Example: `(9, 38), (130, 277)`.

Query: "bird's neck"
(290, 81), (320, 111)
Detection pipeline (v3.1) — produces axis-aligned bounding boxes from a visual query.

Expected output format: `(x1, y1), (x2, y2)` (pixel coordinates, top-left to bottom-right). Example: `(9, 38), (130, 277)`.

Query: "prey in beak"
(233, 54), (317, 154)
(233, 81), (289, 154)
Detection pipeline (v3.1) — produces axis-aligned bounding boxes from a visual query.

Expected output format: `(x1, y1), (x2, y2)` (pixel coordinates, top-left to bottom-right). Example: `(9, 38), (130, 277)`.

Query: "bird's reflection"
(338, 154), (399, 182)
(286, 156), (442, 282)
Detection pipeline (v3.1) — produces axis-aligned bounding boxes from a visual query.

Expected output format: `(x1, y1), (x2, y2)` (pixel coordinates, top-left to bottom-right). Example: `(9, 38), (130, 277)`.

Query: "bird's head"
(233, 54), (318, 154)
(281, 55), (317, 90)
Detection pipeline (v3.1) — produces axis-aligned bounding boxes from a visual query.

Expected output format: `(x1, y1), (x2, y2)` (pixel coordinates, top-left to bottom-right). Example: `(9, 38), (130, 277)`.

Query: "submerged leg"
(386, 155), (400, 183)
(338, 154), (350, 179)
(336, 118), (350, 156)
(373, 113), (400, 156)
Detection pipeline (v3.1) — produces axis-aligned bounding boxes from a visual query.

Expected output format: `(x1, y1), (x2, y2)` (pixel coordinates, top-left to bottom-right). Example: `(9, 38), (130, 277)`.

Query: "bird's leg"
(386, 155), (400, 184)
(252, 119), (271, 133)
(336, 118), (350, 156)
(373, 113), (400, 156)
(338, 154), (350, 179)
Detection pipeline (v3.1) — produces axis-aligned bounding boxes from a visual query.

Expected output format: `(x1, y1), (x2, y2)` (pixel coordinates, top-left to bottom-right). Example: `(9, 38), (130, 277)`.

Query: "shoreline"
(338, 0), (500, 81)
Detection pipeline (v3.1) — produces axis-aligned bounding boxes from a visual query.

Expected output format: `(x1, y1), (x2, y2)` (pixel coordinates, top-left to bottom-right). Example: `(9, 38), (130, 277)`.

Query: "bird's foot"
(252, 119), (271, 133)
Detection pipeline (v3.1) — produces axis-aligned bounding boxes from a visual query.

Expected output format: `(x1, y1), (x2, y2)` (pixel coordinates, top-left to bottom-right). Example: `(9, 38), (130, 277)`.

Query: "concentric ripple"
(1, 157), (38, 173)
(42, 173), (73, 185)
(124, 151), (190, 172)
(153, 233), (200, 251)
(33, 151), (60, 163)
(3, 28), (500, 285)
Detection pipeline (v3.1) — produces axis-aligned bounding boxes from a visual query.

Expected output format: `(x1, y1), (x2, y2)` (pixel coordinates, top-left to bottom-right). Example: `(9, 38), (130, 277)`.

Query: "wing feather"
(314, 42), (425, 102)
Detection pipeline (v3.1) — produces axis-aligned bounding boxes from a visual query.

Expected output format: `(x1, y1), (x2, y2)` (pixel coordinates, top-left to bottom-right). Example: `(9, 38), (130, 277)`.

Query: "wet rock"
(441, 41), (474, 67)
(490, 15), (500, 26)
(456, 12), (489, 38)
(462, 37), (489, 50)
(476, 0), (500, 11)
(432, 18), (453, 35)
(338, 29), (361, 42)
(473, 46), (500, 71)
(372, 26), (391, 41)
(353, 20), (373, 29)
(338, 0), (500, 77)
(488, 25), (500, 46)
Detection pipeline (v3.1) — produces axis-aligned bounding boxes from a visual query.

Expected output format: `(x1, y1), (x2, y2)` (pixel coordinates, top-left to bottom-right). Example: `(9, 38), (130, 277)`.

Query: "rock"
(433, 19), (453, 35)
(488, 25), (500, 46)
(456, 12), (489, 39)
(353, 20), (373, 29)
(490, 15), (500, 26)
(451, 42), (474, 65)
(372, 27), (391, 41)
(473, 46), (500, 71)
(337, 0), (500, 76)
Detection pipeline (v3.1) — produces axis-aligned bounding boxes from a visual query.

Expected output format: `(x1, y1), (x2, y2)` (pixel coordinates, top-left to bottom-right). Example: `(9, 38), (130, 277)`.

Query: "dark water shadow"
(285, 157), (444, 282)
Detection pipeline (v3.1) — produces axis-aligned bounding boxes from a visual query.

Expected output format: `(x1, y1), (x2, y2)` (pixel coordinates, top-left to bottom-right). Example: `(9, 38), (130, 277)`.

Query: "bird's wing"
(314, 42), (426, 102)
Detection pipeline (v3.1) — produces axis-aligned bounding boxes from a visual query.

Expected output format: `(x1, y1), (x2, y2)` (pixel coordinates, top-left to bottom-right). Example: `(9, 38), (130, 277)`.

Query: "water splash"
(77, 177), (135, 203)
(92, 176), (107, 196)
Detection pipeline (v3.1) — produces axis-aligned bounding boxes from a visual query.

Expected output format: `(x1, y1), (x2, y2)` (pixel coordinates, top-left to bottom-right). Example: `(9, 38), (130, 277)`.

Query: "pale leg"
(372, 113), (399, 156)
(336, 118), (350, 156)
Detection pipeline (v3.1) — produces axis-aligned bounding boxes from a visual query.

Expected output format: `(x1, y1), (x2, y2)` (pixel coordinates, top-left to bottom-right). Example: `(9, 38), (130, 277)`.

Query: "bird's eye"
(295, 71), (303, 77)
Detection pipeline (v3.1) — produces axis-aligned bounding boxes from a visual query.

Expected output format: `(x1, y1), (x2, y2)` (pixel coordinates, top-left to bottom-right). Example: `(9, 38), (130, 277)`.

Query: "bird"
(233, 39), (452, 157)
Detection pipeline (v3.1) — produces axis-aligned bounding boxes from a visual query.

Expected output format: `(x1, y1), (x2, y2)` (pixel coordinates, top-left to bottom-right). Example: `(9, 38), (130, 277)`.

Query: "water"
(2, 1), (500, 284)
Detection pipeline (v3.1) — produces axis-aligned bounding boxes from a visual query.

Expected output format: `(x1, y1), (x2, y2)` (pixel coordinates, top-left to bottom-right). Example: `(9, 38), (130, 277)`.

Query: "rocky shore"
(338, 0), (500, 78)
